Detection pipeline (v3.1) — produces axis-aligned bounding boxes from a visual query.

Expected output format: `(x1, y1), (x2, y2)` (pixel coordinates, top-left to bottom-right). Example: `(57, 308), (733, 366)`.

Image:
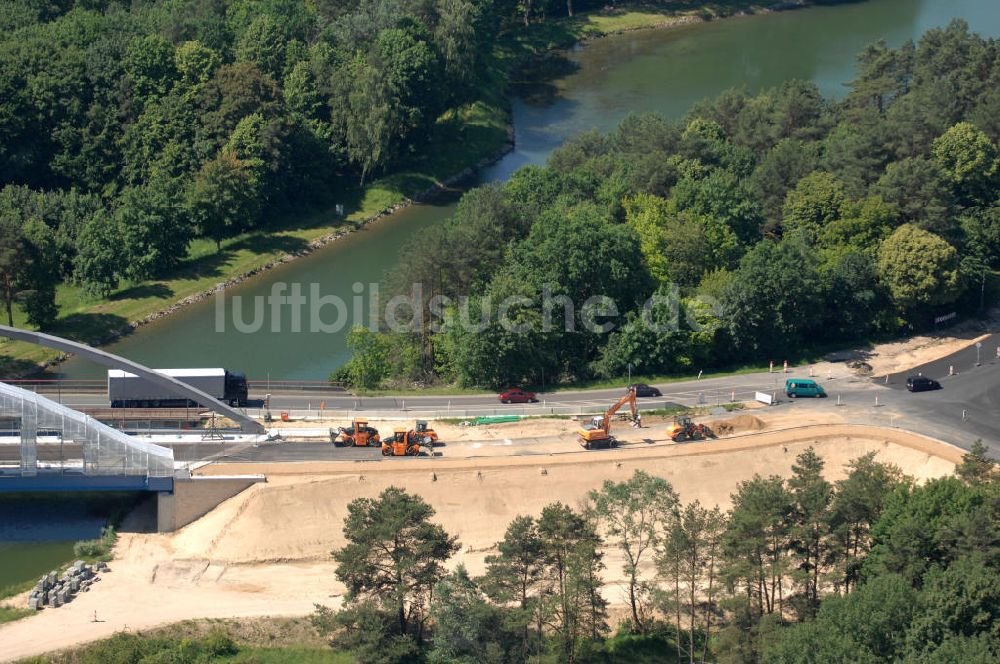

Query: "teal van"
(785, 378), (826, 398)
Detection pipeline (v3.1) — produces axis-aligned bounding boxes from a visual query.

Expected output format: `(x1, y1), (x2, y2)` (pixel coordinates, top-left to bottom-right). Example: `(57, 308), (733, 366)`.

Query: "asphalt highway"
(11, 334), (999, 462)
(877, 333), (1000, 454)
(44, 366), (863, 412)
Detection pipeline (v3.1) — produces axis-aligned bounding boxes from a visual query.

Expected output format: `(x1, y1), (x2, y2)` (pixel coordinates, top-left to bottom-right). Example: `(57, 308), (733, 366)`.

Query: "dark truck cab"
(225, 370), (249, 406)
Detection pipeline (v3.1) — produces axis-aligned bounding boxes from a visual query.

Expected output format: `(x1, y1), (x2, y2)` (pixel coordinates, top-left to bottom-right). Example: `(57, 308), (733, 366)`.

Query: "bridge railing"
(0, 382), (174, 477)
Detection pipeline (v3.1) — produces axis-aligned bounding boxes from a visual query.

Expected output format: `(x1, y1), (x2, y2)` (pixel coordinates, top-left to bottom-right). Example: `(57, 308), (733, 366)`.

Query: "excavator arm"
(579, 388), (638, 446)
(598, 389), (638, 434)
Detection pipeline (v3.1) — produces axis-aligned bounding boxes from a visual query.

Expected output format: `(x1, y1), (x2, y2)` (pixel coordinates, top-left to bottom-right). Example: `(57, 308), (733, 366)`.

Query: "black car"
(628, 383), (662, 398)
(906, 376), (941, 392)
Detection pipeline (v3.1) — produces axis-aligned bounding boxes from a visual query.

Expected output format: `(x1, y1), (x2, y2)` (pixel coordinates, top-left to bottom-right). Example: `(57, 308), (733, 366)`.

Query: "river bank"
(0, 493), (139, 610)
(0, 2), (860, 378)
(0, 110), (514, 377)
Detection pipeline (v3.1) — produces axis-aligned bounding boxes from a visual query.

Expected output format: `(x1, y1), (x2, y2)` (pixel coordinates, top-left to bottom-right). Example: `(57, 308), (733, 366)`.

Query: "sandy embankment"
(183, 423), (959, 566)
(0, 422), (962, 662)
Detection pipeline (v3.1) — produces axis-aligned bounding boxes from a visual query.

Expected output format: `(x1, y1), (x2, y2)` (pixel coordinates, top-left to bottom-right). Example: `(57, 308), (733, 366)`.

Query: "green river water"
(54, 0), (1000, 382)
(0, 499), (108, 596)
(0, 542), (76, 594)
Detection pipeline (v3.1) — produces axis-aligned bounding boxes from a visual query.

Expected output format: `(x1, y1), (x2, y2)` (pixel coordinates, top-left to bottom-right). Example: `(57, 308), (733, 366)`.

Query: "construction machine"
(667, 415), (711, 442)
(414, 420), (438, 443)
(382, 427), (429, 456)
(578, 388), (639, 450)
(331, 419), (381, 447)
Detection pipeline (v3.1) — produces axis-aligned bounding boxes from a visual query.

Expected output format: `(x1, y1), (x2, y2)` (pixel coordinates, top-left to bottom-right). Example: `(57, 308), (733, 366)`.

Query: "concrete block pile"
(26, 560), (110, 611)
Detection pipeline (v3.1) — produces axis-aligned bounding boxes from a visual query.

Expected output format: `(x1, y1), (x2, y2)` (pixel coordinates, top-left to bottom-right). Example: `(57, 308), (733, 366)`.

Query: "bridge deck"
(0, 472), (174, 492)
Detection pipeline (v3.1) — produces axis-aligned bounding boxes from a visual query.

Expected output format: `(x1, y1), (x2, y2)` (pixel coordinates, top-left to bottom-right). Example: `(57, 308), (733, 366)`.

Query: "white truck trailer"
(107, 368), (249, 408)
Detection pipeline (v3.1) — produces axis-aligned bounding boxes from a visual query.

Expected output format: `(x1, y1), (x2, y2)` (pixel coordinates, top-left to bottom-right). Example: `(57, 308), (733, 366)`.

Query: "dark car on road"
(498, 388), (538, 404)
(906, 376), (941, 392)
(627, 384), (662, 398)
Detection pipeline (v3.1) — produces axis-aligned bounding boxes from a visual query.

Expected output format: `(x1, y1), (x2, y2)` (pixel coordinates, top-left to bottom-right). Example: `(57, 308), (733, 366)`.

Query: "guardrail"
(1, 379), (105, 393)
(249, 398), (690, 422)
(248, 380), (348, 393)
(1, 378), (349, 394)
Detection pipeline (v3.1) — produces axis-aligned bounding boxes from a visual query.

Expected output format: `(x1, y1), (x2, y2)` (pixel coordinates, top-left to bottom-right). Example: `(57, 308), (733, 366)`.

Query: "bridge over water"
(0, 326), (265, 529)
(0, 381), (175, 492)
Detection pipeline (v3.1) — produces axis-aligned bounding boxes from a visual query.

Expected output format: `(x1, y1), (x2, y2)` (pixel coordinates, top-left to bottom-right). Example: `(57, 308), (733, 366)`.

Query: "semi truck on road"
(107, 368), (249, 408)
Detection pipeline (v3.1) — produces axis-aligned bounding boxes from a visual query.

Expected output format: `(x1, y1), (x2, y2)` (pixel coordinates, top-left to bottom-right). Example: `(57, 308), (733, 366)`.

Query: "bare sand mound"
(0, 425), (962, 663)
(711, 414), (766, 436)
(177, 425), (960, 567)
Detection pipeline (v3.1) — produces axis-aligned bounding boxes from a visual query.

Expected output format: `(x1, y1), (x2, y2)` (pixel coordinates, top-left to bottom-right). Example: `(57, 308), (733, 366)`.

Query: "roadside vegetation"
(340, 21), (1000, 389)
(37, 442), (997, 663)
(71, 526), (117, 563)
(0, 607), (33, 625)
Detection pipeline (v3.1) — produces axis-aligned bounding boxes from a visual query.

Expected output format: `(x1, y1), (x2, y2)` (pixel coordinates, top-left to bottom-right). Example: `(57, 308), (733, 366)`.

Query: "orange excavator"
(331, 419), (382, 447)
(579, 388), (639, 450)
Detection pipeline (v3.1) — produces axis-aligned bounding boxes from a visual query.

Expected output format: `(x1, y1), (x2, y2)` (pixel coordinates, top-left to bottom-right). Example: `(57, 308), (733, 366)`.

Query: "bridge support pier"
(157, 475), (265, 532)
(20, 398), (37, 477)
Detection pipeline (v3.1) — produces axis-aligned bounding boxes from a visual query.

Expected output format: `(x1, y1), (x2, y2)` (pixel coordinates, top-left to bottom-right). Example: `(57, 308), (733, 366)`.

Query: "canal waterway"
(56, 0), (1000, 381)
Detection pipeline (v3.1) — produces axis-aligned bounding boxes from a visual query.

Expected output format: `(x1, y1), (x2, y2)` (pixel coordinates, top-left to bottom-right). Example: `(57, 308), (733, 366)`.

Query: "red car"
(498, 388), (538, 404)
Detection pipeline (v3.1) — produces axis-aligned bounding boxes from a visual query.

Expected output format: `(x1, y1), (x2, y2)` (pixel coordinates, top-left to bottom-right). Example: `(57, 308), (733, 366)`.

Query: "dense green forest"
(0, 0), (504, 327)
(341, 20), (1000, 389)
(51, 442), (999, 663)
(3, 0), (710, 331)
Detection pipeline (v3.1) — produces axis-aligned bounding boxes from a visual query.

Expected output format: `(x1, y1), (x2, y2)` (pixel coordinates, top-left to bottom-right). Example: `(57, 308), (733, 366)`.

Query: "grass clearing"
(0, 606), (33, 624)
(576, 8), (698, 36)
(0, 579), (36, 602)
(531, 1), (768, 41)
(31, 616), (355, 663)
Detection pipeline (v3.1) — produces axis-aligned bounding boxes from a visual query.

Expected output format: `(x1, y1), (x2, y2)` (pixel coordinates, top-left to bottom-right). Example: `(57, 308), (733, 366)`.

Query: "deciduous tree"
(588, 470), (678, 633)
(0, 212), (23, 326)
(877, 224), (961, 314)
(932, 121), (999, 204)
(186, 151), (259, 251)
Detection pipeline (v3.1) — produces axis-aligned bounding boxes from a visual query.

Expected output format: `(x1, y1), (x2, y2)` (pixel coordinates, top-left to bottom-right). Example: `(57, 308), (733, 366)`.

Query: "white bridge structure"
(0, 380), (174, 480)
(0, 324), (263, 434)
